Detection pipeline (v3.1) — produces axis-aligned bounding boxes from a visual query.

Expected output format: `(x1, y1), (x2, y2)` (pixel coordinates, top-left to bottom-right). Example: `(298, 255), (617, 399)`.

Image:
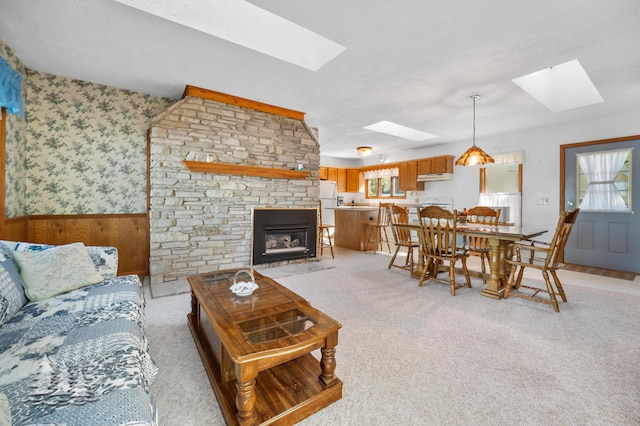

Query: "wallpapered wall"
(0, 39), (28, 218)
(24, 70), (174, 215)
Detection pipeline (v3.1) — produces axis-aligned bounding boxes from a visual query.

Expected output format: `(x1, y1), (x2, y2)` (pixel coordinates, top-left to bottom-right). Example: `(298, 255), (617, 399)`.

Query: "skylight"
(512, 59), (603, 112)
(112, 0), (346, 71)
(363, 121), (438, 141)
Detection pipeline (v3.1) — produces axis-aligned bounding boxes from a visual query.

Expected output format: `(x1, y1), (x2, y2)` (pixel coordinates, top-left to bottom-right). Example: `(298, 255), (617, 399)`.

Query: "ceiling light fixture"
(357, 146), (373, 157)
(455, 95), (494, 167)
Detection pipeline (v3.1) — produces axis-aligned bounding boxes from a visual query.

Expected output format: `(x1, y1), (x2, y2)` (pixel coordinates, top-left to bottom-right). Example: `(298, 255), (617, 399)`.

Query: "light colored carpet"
(145, 248), (640, 425)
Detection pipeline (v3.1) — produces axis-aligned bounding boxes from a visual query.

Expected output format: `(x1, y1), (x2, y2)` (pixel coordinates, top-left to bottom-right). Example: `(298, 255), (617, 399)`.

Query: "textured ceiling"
(1, 0), (639, 159)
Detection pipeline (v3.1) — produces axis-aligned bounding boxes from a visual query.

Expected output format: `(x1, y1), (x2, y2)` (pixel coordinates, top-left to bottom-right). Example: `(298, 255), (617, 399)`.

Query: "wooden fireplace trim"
(183, 85), (305, 121)
(183, 160), (310, 179)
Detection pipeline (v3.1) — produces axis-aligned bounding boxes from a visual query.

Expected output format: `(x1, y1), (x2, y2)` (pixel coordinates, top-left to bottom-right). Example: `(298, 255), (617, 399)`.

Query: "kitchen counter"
(334, 207), (379, 251)
(335, 206), (379, 211)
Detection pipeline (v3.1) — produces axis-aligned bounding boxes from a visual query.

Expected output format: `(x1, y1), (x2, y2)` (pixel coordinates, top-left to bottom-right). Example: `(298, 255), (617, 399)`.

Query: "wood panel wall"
(2, 214), (149, 276)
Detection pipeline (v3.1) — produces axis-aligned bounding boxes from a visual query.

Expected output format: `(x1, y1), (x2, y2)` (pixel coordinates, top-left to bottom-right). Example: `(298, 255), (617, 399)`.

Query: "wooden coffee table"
(187, 269), (342, 425)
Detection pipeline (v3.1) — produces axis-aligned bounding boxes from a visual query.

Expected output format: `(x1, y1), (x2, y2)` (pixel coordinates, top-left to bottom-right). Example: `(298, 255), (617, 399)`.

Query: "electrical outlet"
(537, 198), (549, 205)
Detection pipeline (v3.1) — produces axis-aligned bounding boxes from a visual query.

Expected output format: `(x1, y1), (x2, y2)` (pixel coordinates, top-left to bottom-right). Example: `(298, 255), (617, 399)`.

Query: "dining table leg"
(480, 237), (506, 299)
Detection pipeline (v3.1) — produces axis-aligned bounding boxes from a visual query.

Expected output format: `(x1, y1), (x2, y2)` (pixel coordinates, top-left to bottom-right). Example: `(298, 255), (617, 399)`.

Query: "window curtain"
(478, 193), (522, 227)
(577, 149), (629, 211)
(0, 56), (24, 116)
(480, 150), (525, 168)
(363, 167), (399, 180)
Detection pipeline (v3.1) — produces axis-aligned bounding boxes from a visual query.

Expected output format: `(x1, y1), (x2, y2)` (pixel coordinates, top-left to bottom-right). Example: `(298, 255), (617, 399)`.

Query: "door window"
(577, 148), (632, 212)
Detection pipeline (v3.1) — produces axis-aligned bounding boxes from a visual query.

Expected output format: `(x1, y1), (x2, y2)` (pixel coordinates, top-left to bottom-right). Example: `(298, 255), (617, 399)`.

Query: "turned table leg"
(235, 364), (258, 425)
(480, 237), (504, 299)
(320, 332), (339, 386)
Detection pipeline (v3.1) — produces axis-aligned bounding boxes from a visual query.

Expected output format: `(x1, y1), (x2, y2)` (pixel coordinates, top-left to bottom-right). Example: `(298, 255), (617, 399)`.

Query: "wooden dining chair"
(318, 200), (335, 258)
(417, 206), (471, 296)
(464, 206), (500, 283)
(504, 209), (580, 312)
(388, 204), (420, 273)
(366, 202), (393, 254)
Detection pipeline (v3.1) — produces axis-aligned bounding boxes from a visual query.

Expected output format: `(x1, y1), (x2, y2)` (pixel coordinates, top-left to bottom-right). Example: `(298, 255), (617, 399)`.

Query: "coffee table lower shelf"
(188, 315), (343, 425)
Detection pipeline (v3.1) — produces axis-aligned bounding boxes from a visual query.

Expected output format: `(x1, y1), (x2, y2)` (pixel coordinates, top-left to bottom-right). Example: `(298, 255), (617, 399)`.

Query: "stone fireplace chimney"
(148, 86), (320, 289)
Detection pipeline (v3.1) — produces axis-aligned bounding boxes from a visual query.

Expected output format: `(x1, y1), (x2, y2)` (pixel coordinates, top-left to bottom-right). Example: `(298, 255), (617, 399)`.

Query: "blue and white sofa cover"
(0, 241), (157, 425)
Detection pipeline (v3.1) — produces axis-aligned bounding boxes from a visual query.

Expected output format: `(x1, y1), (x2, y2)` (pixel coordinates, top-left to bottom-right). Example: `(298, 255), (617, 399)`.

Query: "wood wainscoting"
(2, 214), (149, 276)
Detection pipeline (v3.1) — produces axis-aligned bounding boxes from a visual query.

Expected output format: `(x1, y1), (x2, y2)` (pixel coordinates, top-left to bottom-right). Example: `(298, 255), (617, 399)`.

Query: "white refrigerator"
(319, 180), (337, 226)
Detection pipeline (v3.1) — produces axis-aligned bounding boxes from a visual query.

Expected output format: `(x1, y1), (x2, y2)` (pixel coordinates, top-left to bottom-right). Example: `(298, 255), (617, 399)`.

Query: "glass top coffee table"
(187, 268), (342, 425)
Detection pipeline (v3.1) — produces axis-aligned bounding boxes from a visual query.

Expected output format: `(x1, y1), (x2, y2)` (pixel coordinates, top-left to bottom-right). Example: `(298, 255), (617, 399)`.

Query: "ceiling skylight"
(512, 59), (603, 112)
(363, 121), (438, 141)
(112, 0), (346, 71)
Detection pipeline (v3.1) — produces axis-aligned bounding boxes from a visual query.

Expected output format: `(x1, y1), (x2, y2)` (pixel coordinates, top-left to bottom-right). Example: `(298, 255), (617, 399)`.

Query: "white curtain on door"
(478, 193), (522, 227)
(577, 149), (629, 211)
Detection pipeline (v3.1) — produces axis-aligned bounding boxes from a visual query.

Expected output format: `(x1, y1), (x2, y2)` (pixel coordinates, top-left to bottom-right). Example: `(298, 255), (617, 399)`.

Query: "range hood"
(417, 173), (454, 182)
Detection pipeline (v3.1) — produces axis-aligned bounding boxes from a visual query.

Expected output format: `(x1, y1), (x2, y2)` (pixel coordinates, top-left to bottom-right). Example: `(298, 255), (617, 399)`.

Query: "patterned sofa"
(0, 241), (157, 426)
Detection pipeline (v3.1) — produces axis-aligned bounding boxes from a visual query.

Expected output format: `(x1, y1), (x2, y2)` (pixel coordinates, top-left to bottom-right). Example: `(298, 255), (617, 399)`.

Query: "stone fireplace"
(251, 208), (318, 265)
(148, 87), (320, 289)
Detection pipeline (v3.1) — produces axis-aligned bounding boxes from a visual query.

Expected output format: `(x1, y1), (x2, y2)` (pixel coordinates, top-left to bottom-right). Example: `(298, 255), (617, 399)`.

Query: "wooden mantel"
(182, 85), (305, 121)
(183, 160), (311, 179)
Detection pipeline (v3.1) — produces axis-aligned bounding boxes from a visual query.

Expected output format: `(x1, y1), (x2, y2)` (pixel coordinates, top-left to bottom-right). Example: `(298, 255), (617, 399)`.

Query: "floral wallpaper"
(0, 39), (28, 218)
(24, 71), (174, 214)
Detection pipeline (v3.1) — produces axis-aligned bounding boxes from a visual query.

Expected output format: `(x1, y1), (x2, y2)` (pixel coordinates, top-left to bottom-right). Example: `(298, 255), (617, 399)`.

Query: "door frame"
(559, 134), (639, 263)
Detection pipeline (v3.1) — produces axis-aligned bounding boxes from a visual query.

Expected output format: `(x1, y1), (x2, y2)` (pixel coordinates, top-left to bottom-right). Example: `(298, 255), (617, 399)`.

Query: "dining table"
(393, 222), (547, 299)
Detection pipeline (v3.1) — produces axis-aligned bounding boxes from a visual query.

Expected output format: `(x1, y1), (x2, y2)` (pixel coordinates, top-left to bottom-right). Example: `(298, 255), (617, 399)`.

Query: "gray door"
(563, 138), (639, 273)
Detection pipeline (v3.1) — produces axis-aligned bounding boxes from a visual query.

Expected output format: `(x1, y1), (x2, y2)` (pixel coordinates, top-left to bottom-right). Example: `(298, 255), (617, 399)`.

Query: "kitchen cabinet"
(417, 155), (454, 175)
(346, 169), (360, 192)
(398, 161), (424, 191)
(319, 166), (328, 180)
(319, 167), (338, 182)
(335, 168), (360, 192)
(336, 169), (347, 192)
(328, 167), (338, 182)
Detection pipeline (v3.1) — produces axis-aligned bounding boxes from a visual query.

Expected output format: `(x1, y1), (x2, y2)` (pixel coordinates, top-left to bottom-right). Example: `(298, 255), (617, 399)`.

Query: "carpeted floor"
(145, 248), (640, 425)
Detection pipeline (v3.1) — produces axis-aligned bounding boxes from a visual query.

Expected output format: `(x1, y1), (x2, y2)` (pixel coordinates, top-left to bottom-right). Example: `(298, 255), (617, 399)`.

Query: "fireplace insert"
(252, 208), (318, 265)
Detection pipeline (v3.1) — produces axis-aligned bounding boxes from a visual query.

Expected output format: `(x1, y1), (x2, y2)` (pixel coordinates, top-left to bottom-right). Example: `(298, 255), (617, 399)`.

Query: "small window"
(366, 176), (404, 199)
(484, 164), (520, 193)
(577, 148), (632, 212)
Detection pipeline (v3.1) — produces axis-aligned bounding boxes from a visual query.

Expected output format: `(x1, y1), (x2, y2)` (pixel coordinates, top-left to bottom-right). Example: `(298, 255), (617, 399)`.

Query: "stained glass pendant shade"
(455, 95), (494, 166)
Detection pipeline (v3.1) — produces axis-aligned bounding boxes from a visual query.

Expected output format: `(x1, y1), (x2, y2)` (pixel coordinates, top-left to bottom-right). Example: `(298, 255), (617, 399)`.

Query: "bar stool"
(318, 200), (335, 258)
(366, 202), (392, 254)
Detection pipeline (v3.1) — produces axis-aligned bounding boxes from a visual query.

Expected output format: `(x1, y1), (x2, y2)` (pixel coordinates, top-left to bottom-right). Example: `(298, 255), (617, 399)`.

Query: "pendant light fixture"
(455, 95), (494, 166)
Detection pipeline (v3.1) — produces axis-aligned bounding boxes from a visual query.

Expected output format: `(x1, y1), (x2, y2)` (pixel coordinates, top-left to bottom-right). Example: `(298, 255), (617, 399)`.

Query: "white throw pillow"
(0, 392), (10, 426)
(13, 242), (104, 301)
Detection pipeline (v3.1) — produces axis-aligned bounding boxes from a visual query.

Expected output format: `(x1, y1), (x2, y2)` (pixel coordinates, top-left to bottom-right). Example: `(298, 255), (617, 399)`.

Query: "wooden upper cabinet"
(398, 161), (424, 191)
(336, 168), (347, 192)
(319, 166), (328, 180)
(346, 169), (360, 192)
(432, 155), (454, 173)
(417, 155), (454, 175)
(417, 158), (432, 175)
(320, 166), (338, 182)
(327, 167), (338, 182)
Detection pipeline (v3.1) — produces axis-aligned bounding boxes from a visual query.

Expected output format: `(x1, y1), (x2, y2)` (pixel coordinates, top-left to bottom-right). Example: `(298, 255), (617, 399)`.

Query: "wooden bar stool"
(366, 202), (392, 254)
(318, 200), (335, 258)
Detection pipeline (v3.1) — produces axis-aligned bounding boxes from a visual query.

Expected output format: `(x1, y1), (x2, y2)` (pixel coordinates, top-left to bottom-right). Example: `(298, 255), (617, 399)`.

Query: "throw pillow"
(0, 393), (10, 426)
(13, 242), (104, 302)
(0, 242), (28, 326)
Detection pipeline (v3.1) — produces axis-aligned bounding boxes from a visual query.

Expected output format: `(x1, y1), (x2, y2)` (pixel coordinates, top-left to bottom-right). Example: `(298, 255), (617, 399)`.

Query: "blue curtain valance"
(0, 56), (24, 116)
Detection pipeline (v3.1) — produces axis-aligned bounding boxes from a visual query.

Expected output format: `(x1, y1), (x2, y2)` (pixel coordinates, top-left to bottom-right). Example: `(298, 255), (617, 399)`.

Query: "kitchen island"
(334, 206), (379, 251)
